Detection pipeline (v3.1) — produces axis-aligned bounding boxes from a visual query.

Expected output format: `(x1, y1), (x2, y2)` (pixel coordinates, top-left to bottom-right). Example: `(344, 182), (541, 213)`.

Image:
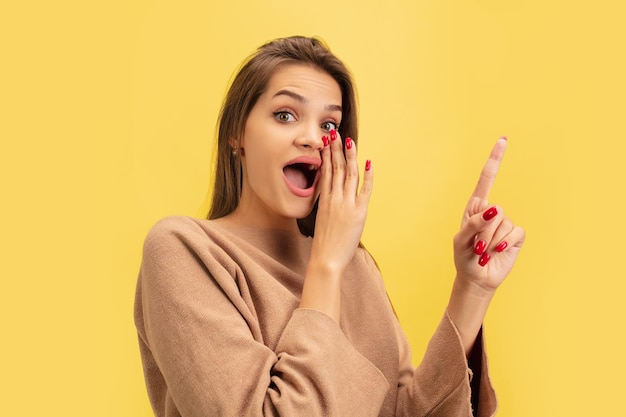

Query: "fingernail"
(500, 136), (508, 141)
(496, 241), (508, 252)
(478, 252), (491, 267)
(330, 129), (337, 141)
(474, 240), (486, 255)
(322, 136), (329, 147)
(346, 137), (353, 150)
(483, 206), (498, 221)
(365, 160), (371, 171)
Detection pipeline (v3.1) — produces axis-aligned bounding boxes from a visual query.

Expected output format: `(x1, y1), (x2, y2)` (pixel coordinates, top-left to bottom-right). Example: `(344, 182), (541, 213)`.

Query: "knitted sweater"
(134, 216), (497, 416)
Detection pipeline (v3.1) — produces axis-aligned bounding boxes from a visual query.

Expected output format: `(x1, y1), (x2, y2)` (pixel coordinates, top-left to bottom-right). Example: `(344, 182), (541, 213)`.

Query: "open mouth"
(283, 163), (319, 190)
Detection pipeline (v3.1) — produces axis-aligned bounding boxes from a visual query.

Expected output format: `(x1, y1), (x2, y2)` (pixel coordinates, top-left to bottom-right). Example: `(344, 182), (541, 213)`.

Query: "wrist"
(307, 251), (345, 281)
(300, 257), (344, 323)
(453, 274), (497, 301)
(447, 276), (495, 356)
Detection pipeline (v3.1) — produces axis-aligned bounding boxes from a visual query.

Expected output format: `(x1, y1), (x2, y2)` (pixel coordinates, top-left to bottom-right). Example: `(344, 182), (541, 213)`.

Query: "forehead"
(264, 64), (342, 104)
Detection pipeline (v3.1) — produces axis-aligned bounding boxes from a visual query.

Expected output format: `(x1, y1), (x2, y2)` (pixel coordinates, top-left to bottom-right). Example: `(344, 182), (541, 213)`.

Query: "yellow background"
(2, 0), (624, 415)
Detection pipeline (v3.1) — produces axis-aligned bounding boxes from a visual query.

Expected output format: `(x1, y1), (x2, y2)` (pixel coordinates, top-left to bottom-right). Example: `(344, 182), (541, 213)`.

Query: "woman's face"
(233, 64), (342, 230)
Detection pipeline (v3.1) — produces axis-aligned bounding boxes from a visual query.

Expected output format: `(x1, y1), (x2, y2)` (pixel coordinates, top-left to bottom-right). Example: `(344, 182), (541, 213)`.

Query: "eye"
(321, 121), (338, 132)
(273, 111), (296, 123)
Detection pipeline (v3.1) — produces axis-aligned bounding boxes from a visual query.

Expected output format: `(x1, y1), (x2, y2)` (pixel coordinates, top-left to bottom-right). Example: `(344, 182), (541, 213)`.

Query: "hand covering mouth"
(283, 162), (319, 190)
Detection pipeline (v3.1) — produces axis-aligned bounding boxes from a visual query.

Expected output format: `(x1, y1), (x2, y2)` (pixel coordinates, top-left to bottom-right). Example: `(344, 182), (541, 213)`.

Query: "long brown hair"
(208, 36), (359, 237)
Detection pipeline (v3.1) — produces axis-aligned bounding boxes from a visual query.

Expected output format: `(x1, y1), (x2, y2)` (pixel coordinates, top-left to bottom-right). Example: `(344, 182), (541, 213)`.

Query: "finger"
(454, 205), (504, 254)
(329, 129), (346, 195)
(469, 205), (505, 267)
(478, 223), (524, 267)
(485, 216), (515, 253)
(492, 224), (525, 253)
(343, 137), (359, 197)
(356, 159), (373, 209)
(470, 137), (507, 202)
(318, 135), (332, 196)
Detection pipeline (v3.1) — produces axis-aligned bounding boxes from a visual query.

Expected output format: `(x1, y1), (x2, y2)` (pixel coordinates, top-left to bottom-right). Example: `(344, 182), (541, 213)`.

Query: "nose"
(294, 122), (324, 151)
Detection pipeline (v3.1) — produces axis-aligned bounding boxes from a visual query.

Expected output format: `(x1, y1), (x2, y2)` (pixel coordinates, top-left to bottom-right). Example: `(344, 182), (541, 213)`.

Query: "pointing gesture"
(447, 137), (525, 356)
(453, 138), (525, 293)
(463, 138), (506, 224)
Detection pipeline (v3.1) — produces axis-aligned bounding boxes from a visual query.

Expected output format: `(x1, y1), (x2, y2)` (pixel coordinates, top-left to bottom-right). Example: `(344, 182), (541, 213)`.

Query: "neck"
(217, 205), (301, 234)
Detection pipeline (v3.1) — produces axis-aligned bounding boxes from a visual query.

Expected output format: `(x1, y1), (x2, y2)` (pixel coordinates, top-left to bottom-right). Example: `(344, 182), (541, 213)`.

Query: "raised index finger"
(470, 137), (507, 201)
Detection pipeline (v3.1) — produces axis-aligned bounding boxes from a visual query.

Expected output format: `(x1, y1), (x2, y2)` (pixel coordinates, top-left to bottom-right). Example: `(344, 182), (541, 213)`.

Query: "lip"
(282, 156), (322, 197)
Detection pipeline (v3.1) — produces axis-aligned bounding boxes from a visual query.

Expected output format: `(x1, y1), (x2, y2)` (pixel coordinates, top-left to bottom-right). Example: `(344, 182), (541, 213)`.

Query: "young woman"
(135, 36), (524, 417)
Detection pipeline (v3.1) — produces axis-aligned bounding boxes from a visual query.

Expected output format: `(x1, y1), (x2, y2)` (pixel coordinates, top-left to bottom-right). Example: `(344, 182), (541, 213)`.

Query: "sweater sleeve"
(394, 312), (497, 417)
(135, 218), (390, 417)
(357, 248), (497, 416)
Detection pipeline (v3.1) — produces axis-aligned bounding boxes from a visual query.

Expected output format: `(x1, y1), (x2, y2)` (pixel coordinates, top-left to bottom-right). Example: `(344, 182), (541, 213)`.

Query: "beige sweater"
(134, 216), (497, 417)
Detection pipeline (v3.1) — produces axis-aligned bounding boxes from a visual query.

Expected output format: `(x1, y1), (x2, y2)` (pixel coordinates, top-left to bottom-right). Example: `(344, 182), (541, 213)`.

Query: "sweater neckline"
(200, 218), (312, 270)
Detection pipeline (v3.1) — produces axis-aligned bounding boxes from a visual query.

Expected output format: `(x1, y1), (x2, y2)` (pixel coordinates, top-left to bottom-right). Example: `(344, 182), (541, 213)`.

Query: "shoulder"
(347, 245), (387, 292)
(142, 216), (223, 259)
(140, 216), (236, 283)
(145, 215), (202, 241)
(354, 245), (383, 275)
(144, 216), (198, 248)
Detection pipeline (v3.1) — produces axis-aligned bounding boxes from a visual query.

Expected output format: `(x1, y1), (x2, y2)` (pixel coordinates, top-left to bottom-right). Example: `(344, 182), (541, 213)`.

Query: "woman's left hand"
(452, 138), (525, 294)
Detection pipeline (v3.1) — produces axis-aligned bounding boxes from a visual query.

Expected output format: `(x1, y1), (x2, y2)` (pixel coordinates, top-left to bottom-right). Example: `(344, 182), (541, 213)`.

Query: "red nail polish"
(365, 160), (371, 171)
(474, 240), (486, 255)
(346, 137), (353, 150)
(322, 136), (329, 147)
(478, 252), (490, 267)
(330, 129), (337, 141)
(483, 206), (498, 221)
(496, 241), (508, 252)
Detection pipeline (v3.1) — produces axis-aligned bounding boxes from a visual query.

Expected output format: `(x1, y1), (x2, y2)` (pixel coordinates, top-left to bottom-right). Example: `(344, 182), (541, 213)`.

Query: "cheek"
(240, 118), (287, 180)
(241, 141), (274, 183)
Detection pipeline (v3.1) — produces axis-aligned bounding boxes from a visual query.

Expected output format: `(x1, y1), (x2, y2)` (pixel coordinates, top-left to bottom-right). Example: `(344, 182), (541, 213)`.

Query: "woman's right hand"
(299, 129), (373, 322)
(310, 129), (373, 276)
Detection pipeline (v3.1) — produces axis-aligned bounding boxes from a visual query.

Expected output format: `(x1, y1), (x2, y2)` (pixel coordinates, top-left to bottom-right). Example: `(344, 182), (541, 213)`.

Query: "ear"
(230, 135), (246, 149)
(230, 135), (246, 156)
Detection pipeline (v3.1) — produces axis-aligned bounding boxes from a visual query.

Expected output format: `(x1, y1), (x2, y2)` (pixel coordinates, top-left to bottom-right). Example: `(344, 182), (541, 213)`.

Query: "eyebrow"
(273, 89), (342, 112)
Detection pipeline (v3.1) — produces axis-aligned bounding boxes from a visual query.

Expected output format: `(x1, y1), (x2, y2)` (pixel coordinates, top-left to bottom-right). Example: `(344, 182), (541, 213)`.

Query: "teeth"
(308, 164), (317, 171)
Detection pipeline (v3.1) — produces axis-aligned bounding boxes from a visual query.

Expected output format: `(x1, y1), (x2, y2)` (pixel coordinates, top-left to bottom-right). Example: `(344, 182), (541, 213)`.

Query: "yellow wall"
(2, 1), (625, 415)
